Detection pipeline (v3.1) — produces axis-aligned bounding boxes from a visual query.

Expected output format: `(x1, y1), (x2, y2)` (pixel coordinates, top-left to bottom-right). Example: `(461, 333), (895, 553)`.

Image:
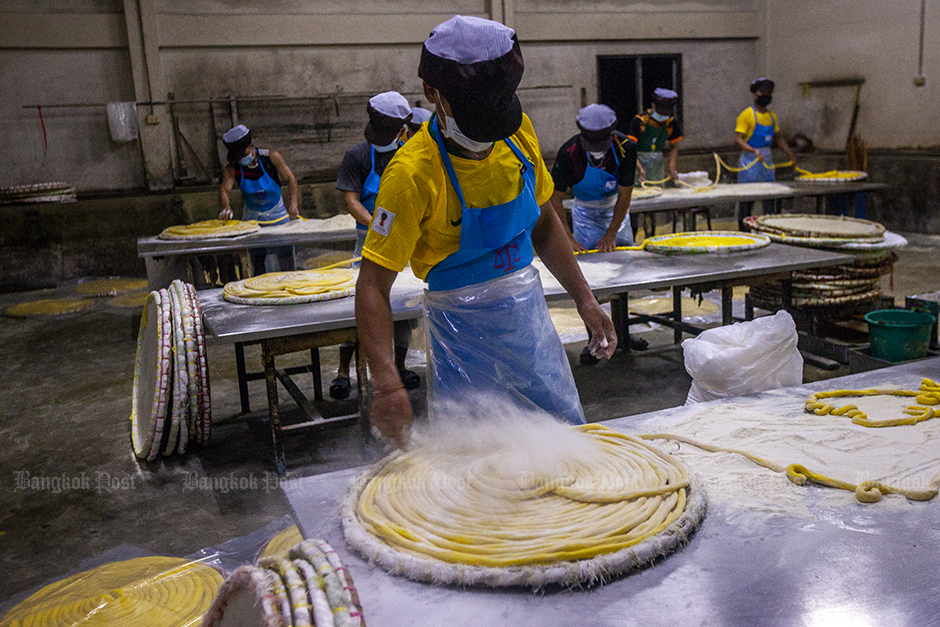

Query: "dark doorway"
(597, 55), (682, 134)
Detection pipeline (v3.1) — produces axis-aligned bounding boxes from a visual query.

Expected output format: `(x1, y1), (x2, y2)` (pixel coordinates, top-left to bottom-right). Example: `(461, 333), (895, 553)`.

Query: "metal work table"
(285, 358), (940, 627)
(137, 227), (357, 257)
(198, 244), (852, 473)
(138, 225), (357, 290)
(200, 244), (853, 345)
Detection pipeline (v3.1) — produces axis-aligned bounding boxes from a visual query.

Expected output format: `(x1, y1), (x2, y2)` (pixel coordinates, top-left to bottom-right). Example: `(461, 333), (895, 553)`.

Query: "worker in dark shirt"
(549, 104), (637, 254)
(627, 88), (683, 184)
(549, 104), (646, 361)
(331, 92), (419, 400)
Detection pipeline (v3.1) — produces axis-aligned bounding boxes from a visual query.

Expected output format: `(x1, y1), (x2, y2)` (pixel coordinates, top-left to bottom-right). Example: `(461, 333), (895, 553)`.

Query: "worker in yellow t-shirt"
(354, 16), (616, 446)
(734, 77), (797, 183)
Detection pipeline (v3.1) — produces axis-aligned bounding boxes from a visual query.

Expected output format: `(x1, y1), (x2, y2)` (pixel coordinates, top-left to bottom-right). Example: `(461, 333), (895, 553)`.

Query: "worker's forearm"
(734, 136), (757, 154)
(218, 189), (231, 212)
(532, 205), (595, 307)
(354, 261), (399, 390)
(549, 192), (575, 239)
(604, 192), (631, 238)
(346, 199), (374, 228)
(286, 177), (299, 214)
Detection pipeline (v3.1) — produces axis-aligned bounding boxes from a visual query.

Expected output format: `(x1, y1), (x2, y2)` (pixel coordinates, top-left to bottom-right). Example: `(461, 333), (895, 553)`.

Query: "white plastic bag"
(682, 310), (803, 404)
(106, 101), (139, 142)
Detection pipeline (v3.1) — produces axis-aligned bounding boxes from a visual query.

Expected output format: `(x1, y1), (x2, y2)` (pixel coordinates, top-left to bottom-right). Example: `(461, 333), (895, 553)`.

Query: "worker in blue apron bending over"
(734, 77), (797, 226)
(549, 103), (647, 361)
(331, 92), (419, 400)
(219, 124), (299, 275)
(354, 16), (617, 447)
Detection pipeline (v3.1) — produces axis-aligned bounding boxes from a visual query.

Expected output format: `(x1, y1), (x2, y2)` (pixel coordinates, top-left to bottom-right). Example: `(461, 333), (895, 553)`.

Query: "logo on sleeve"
(371, 208), (394, 236)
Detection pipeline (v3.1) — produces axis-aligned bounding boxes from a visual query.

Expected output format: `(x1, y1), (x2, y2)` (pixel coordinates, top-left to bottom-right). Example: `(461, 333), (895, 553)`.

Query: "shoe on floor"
(629, 337), (649, 351)
(329, 375), (351, 400)
(399, 368), (421, 390)
(579, 346), (600, 366)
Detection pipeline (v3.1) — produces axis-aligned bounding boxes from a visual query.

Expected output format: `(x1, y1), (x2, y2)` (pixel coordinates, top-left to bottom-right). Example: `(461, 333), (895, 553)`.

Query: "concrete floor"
(2, 230), (940, 606)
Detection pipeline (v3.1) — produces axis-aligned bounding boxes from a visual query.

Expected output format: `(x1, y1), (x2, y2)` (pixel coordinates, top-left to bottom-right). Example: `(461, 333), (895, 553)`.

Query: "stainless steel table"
(138, 226), (357, 290)
(199, 244), (852, 473)
(285, 357), (940, 627)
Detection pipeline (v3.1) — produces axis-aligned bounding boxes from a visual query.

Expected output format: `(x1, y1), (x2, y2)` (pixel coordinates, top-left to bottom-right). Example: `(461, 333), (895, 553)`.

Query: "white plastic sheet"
(106, 101), (139, 142)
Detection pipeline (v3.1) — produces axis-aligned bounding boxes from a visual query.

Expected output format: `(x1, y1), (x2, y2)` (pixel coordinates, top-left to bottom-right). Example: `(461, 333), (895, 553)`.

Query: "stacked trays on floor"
(131, 279), (211, 461)
(0, 181), (77, 204)
(204, 539), (365, 627)
(744, 214), (905, 313)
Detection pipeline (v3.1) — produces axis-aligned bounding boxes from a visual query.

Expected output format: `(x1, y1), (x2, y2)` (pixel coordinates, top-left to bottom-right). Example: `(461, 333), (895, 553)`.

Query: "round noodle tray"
(183, 283), (211, 446)
(130, 290), (172, 459)
(203, 565), (287, 627)
(796, 170), (867, 184)
(632, 186), (665, 200)
(223, 289), (353, 306)
(644, 231), (770, 255)
(159, 219), (259, 241)
(753, 213), (885, 239)
(342, 455), (706, 588)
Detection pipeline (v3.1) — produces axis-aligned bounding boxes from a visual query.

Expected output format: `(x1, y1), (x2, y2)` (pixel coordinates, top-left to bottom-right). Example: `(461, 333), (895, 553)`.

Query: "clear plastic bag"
(106, 101), (139, 142)
(424, 264), (585, 425)
(682, 310), (803, 404)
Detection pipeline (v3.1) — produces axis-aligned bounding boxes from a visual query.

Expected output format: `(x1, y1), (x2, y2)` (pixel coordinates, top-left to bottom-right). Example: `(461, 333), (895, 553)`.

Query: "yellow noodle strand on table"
(0, 556), (223, 627)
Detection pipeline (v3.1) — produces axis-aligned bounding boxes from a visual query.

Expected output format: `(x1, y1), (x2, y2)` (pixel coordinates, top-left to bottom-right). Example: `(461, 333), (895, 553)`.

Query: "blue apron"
(239, 154), (289, 226)
(738, 107), (776, 183)
(571, 145), (633, 249)
(422, 116), (585, 425)
(354, 146), (386, 261)
(425, 117), (540, 292)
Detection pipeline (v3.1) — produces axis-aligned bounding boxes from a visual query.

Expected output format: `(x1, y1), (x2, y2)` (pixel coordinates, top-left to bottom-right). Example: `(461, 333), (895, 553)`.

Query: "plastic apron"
(571, 146), (633, 249)
(238, 155), (289, 226)
(738, 107), (776, 183)
(423, 117), (585, 425)
(636, 118), (669, 183)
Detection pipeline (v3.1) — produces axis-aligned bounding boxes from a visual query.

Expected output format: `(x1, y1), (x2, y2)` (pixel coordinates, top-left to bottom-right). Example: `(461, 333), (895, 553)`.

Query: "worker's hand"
(370, 385), (413, 449)
(753, 150), (765, 163)
(219, 208), (233, 220)
(596, 232), (617, 253)
(570, 236), (587, 254)
(669, 168), (679, 183)
(578, 300), (617, 360)
(637, 166), (647, 183)
(288, 203), (299, 220)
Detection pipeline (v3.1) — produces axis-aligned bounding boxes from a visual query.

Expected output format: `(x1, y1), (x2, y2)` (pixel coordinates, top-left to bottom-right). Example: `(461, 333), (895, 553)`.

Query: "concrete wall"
(1, 0), (760, 193)
(763, 0), (939, 151)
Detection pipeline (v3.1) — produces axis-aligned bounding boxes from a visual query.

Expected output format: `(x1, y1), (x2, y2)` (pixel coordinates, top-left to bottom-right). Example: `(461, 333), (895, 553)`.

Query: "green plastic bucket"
(864, 309), (935, 362)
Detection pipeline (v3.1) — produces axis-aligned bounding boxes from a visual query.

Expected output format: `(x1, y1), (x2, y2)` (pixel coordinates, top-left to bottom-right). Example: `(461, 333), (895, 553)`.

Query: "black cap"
(750, 77), (775, 93)
(363, 91), (412, 146)
(418, 16), (524, 142)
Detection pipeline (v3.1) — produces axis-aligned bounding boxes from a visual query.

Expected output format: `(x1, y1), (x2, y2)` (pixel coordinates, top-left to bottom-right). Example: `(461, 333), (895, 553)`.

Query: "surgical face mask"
(651, 111), (670, 122)
(442, 115), (494, 153)
(755, 94), (772, 107)
(238, 149), (254, 166)
(373, 139), (399, 153)
(589, 150), (607, 161)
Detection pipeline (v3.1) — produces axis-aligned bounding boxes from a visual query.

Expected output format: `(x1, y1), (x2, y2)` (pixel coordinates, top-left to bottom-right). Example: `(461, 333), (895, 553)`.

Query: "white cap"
(222, 124), (249, 143)
(576, 104), (617, 131)
(654, 88), (678, 100)
(410, 107), (433, 125)
(424, 15), (515, 64)
(368, 91), (411, 120)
